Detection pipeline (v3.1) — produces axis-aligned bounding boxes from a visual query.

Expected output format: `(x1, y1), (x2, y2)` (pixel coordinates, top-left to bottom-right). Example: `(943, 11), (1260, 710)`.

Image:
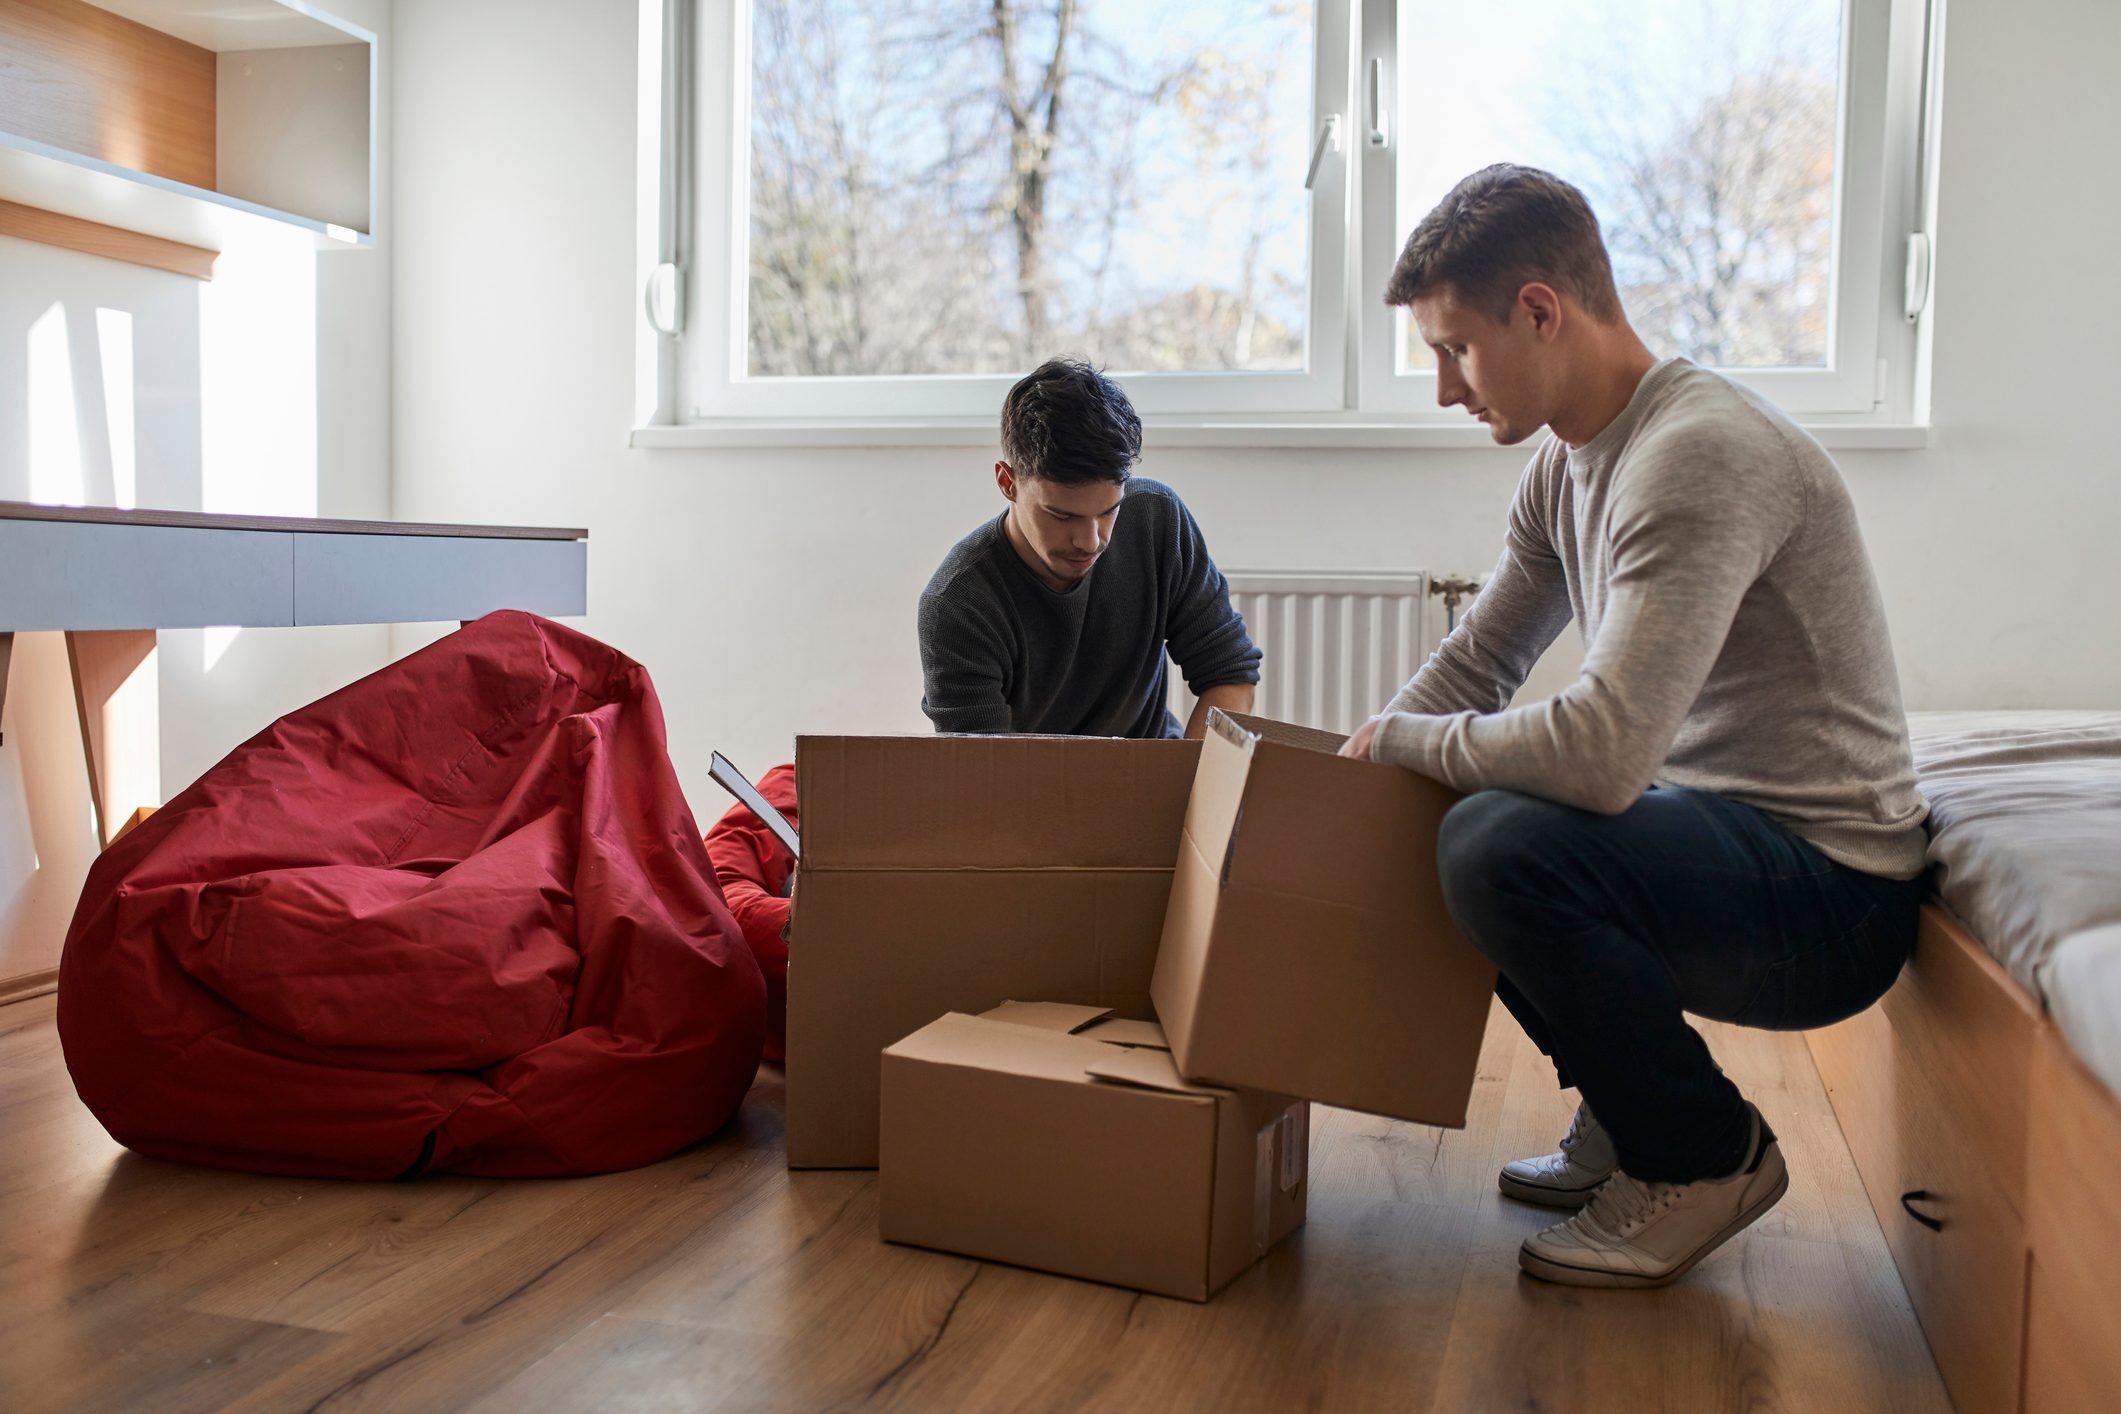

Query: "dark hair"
(1383, 164), (1623, 325)
(999, 358), (1142, 484)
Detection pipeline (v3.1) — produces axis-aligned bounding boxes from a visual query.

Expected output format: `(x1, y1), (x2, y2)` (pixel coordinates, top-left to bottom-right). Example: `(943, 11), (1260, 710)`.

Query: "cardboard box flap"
(1085, 1046), (1227, 1096)
(796, 734), (1199, 871)
(979, 1000), (1113, 1034)
(1078, 1018), (1169, 1049)
(1220, 727), (1455, 906)
(887, 1011), (1126, 1086)
(1214, 708), (1346, 756)
(1186, 717), (1259, 890)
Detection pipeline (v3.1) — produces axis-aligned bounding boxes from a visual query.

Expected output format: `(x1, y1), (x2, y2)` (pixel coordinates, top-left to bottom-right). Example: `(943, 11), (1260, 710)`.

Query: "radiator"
(1171, 571), (1434, 738)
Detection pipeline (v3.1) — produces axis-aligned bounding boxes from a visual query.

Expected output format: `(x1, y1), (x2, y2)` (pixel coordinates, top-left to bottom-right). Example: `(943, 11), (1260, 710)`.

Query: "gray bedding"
(1908, 710), (2121, 1097)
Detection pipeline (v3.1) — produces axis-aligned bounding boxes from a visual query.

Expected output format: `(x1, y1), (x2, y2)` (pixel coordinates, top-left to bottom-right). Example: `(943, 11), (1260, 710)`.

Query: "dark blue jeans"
(1437, 787), (1923, 1184)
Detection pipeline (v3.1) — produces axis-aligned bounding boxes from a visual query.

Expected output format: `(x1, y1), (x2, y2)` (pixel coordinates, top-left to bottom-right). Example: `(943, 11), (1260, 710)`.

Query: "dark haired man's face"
(1411, 285), (1556, 446)
(996, 462), (1124, 593)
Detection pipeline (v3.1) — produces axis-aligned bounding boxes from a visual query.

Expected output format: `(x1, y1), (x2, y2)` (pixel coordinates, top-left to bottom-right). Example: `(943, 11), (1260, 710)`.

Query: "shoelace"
(1580, 1171), (1683, 1238)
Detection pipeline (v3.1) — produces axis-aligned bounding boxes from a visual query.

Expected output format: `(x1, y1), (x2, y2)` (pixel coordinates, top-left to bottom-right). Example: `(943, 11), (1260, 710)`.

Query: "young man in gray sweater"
(919, 358), (1259, 738)
(1340, 165), (1929, 1288)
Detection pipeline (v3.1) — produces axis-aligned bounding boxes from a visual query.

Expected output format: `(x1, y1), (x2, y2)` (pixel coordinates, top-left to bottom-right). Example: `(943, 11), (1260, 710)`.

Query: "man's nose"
(1437, 369), (1464, 408)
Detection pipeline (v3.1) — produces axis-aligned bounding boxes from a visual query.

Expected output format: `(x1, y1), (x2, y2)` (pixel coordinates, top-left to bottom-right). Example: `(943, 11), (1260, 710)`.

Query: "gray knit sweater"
(1374, 358), (1929, 879)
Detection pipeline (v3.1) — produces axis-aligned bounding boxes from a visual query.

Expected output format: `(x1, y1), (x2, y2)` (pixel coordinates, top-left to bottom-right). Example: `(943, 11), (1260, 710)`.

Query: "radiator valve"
(1429, 575), (1485, 628)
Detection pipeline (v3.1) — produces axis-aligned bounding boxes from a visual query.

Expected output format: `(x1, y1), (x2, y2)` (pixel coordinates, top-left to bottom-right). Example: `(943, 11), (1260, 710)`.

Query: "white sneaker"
(1498, 1102), (1617, 1209)
(1517, 1106), (1788, 1289)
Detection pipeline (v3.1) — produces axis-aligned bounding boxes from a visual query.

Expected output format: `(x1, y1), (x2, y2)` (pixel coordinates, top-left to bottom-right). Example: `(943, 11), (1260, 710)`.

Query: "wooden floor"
(0, 994), (1951, 1413)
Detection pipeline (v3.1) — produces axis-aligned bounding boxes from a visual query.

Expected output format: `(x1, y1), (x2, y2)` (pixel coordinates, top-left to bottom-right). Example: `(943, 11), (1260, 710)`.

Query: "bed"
(1809, 710), (2121, 1414)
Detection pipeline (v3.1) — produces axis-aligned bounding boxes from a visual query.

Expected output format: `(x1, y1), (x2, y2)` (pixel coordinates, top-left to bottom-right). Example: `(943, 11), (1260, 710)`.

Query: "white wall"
(0, 0), (394, 983)
(392, 0), (2121, 821)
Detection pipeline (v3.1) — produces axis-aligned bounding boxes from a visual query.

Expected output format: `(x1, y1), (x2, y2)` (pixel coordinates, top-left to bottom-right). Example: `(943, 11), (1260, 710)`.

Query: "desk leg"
(0, 632), (12, 747)
(65, 630), (161, 849)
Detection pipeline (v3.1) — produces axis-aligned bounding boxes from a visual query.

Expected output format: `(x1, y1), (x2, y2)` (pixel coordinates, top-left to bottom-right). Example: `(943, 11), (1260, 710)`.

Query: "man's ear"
(995, 460), (1018, 501)
(1518, 282), (1565, 341)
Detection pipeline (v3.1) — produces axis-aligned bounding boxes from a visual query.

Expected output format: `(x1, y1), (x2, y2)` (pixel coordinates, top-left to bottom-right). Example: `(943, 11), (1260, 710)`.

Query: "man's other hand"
(1340, 716), (1383, 761)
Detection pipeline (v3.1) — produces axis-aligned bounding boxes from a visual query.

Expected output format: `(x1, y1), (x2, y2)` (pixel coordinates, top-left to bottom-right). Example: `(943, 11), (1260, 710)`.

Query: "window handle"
(1367, 57), (1391, 149)
(645, 262), (683, 336)
(1304, 114), (1343, 192)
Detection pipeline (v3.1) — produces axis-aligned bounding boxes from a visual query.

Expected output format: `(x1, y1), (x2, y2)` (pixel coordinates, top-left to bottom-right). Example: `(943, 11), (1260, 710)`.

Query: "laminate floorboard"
(0, 992), (1952, 1412)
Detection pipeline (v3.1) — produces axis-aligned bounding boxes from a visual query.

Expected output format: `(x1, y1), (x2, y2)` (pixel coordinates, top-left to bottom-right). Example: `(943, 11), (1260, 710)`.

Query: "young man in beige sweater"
(1340, 165), (1928, 1288)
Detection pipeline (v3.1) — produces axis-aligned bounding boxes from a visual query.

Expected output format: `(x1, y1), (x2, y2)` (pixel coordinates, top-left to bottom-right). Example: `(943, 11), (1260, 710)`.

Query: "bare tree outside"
(1397, 0), (1843, 372)
(746, 0), (1313, 378)
(1551, 2), (1839, 367)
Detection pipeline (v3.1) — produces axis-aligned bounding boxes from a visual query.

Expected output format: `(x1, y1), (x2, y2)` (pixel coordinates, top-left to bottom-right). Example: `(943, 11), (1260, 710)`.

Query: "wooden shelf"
(0, 131), (370, 255)
(0, 0), (375, 275)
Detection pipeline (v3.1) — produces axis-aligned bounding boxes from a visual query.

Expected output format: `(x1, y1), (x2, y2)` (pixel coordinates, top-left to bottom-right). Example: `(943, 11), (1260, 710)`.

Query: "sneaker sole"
(1515, 1166), (1791, 1289)
(1496, 1171), (1609, 1210)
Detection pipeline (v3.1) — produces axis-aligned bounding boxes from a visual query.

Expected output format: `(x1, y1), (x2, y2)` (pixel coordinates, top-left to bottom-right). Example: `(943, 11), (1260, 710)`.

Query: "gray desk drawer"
(291, 534), (586, 625)
(0, 521), (293, 630)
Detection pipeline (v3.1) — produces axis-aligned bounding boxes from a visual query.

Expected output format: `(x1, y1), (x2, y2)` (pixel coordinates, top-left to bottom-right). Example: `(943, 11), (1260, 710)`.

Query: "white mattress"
(1908, 710), (2121, 1098)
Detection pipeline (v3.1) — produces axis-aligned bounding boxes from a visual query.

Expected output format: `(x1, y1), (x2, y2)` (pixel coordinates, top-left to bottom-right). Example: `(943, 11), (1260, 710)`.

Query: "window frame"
(674, 0), (1355, 423)
(1355, 0), (1919, 420)
(636, 0), (1939, 441)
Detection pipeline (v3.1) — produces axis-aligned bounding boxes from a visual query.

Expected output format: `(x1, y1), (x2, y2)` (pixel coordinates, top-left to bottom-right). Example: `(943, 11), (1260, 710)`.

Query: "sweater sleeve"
(1382, 453), (1572, 717)
(1372, 427), (1802, 813)
(917, 587), (1015, 734)
(1162, 495), (1263, 695)
(702, 792), (793, 966)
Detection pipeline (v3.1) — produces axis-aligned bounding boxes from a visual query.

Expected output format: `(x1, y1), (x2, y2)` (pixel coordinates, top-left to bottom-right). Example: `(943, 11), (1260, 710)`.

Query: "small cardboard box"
(1151, 711), (1497, 1125)
(879, 1001), (1308, 1302)
(786, 733), (1200, 1168)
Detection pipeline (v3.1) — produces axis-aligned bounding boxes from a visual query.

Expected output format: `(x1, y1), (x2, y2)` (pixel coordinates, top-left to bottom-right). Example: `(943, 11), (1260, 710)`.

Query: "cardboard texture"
(1152, 711), (1498, 1125)
(879, 1003), (1308, 1302)
(786, 733), (1201, 1168)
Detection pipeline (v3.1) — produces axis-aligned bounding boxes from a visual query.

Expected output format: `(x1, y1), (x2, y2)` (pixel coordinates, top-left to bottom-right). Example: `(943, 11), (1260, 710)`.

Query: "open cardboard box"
(1151, 711), (1498, 1124)
(785, 733), (1200, 1168)
(879, 1001), (1307, 1302)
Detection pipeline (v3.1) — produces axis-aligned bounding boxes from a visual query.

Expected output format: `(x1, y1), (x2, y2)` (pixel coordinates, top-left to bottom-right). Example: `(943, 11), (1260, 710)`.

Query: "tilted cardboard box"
(786, 734), (1200, 1168)
(879, 1001), (1308, 1302)
(1151, 711), (1497, 1125)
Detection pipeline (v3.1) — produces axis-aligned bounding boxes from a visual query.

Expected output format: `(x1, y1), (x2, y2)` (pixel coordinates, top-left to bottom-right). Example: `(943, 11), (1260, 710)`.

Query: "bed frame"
(1809, 904), (2121, 1413)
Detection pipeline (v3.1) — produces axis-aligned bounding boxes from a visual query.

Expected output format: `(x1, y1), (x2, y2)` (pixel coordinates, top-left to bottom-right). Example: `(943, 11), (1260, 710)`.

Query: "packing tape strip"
(1252, 1105), (1308, 1255)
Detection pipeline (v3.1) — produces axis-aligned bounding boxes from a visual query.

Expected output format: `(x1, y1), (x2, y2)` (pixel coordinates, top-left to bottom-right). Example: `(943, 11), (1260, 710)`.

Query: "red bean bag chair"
(702, 764), (796, 1063)
(57, 611), (766, 1179)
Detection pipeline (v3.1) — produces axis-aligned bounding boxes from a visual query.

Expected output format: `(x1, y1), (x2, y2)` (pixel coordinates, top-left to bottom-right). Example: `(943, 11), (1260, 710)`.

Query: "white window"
(640, 0), (1936, 437)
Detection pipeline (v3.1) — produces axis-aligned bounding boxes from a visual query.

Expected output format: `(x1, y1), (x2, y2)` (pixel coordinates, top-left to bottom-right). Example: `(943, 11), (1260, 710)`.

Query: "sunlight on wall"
(198, 236), (319, 672)
(97, 645), (162, 827)
(27, 303), (84, 506)
(203, 626), (241, 671)
(94, 308), (138, 510)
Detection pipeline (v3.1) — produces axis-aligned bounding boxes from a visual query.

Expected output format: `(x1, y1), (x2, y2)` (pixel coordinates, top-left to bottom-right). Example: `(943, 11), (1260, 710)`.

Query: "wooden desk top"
(0, 501), (587, 541)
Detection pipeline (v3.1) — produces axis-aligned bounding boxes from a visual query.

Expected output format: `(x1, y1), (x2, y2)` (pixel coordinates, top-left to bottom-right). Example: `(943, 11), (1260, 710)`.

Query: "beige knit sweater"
(1374, 358), (1929, 879)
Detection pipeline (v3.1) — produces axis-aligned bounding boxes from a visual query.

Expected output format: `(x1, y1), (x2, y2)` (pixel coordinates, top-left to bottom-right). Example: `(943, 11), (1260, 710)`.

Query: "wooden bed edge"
(1916, 903), (2047, 1026)
(1809, 900), (2121, 1414)
(2022, 1019), (2121, 1410)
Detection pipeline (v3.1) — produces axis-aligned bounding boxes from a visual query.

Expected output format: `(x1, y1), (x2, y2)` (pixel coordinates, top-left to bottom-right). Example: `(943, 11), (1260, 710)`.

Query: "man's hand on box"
(1340, 716), (1383, 762)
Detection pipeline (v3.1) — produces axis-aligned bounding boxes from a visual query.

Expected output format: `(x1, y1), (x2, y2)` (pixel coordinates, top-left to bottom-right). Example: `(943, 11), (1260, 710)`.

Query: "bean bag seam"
(381, 669), (580, 867)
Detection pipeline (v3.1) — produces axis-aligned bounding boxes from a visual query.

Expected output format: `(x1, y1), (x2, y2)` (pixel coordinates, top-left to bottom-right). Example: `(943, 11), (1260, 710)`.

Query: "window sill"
(630, 418), (1932, 451)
